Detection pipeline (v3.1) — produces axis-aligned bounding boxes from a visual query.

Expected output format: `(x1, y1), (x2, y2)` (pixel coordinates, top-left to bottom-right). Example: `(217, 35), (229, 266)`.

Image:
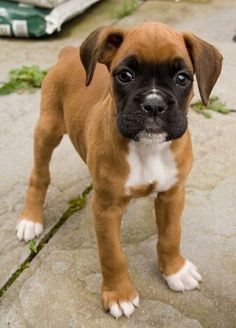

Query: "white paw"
(163, 260), (202, 292)
(109, 294), (139, 319)
(16, 219), (43, 242)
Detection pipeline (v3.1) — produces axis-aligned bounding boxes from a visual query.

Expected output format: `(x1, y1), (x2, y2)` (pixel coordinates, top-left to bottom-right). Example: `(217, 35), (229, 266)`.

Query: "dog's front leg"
(155, 185), (202, 292)
(92, 194), (139, 319)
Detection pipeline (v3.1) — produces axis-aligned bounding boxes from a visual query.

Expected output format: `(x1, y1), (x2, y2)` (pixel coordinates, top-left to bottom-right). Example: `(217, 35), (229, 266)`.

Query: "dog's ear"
(183, 32), (223, 105)
(80, 26), (126, 86)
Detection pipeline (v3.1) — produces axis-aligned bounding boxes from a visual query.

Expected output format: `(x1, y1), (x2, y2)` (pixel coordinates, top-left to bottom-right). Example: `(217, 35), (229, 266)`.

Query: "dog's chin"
(136, 131), (167, 145)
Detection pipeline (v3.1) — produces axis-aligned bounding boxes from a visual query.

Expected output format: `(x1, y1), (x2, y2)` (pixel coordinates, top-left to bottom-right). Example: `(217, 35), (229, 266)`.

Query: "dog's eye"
(175, 73), (191, 86)
(118, 70), (134, 83)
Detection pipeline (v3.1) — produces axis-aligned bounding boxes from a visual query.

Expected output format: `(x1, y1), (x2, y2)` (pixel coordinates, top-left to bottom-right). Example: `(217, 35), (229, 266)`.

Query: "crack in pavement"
(0, 184), (92, 299)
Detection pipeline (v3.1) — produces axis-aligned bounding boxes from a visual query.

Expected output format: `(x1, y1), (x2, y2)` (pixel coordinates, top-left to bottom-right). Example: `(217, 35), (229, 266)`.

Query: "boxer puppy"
(16, 22), (222, 319)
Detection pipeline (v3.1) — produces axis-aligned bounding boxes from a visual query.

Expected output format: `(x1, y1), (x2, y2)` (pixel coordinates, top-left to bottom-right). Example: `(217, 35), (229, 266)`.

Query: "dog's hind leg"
(16, 84), (65, 242)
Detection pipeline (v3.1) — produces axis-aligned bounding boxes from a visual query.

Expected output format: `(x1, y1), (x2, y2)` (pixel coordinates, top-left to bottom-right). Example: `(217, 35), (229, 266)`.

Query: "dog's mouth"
(135, 118), (167, 144)
(137, 117), (167, 144)
(117, 107), (187, 143)
(124, 115), (168, 143)
(144, 118), (162, 134)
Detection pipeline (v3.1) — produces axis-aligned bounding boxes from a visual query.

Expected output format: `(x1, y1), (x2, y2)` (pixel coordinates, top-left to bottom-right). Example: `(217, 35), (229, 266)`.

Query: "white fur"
(125, 137), (178, 194)
(109, 294), (139, 319)
(151, 87), (158, 93)
(163, 260), (202, 291)
(146, 93), (162, 100)
(110, 303), (122, 319)
(16, 219), (43, 242)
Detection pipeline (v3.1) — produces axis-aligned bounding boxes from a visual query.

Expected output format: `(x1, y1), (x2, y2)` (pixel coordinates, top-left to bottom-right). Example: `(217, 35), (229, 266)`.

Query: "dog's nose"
(141, 95), (167, 115)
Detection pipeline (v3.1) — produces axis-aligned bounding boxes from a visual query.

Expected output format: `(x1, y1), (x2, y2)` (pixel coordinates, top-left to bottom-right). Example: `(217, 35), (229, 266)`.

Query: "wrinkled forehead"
(112, 24), (193, 71)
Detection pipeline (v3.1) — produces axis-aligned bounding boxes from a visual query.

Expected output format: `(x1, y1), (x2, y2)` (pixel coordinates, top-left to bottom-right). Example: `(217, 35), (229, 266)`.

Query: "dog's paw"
(102, 288), (139, 319)
(163, 260), (202, 292)
(109, 294), (139, 319)
(16, 219), (43, 242)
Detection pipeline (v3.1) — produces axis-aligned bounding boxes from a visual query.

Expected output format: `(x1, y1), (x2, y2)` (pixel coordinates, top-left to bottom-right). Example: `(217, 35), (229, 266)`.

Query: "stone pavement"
(0, 0), (235, 327)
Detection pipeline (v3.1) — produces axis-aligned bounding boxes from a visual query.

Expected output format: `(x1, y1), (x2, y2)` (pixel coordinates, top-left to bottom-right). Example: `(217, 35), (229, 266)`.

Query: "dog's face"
(112, 54), (192, 142)
(80, 23), (222, 142)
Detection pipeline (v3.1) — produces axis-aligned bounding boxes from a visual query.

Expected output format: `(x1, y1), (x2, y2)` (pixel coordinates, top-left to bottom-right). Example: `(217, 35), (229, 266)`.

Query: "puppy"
(16, 22), (222, 319)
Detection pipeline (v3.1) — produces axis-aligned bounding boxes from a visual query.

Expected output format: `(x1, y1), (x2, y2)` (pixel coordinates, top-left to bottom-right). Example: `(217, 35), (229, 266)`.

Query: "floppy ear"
(183, 32), (223, 105)
(80, 26), (126, 86)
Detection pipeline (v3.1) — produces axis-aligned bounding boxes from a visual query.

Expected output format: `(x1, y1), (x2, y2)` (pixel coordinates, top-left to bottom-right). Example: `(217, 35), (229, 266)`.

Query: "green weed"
(0, 261), (30, 298)
(28, 239), (37, 254)
(113, 0), (139, 19)
(191, 96), (232, 118)
(0, 65), (48, 95)
(65, 185), (93, 218)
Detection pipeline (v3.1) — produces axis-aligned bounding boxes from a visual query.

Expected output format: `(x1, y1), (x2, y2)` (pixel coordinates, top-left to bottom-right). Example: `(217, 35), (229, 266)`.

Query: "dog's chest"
(125, 141), (178, 196)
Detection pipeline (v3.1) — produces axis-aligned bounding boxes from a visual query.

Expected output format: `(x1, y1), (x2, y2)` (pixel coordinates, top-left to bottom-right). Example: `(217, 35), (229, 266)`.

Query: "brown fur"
(19, 22), (222, 311)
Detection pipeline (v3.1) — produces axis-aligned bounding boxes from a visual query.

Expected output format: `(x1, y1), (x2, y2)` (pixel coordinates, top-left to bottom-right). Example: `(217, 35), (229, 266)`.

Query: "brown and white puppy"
(16, 22), (222, 319)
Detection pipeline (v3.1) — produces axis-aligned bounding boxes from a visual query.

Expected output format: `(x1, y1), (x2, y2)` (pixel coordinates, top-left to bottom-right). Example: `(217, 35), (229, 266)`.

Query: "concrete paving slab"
(118, 0), (236, 44)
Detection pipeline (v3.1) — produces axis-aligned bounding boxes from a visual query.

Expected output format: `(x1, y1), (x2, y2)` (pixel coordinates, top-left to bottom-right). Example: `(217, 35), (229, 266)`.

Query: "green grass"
(0, 65), (48, 95)
(191, 96), (233, 118)
(113, 0), (139, 19)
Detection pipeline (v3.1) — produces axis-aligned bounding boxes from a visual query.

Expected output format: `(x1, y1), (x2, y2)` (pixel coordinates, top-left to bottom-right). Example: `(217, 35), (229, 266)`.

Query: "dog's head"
(80, 22), (222, 142)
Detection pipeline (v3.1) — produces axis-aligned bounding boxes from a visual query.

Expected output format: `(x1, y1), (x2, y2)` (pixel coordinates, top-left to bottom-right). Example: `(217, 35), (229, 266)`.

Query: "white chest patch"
(125, 140), (178, 195)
